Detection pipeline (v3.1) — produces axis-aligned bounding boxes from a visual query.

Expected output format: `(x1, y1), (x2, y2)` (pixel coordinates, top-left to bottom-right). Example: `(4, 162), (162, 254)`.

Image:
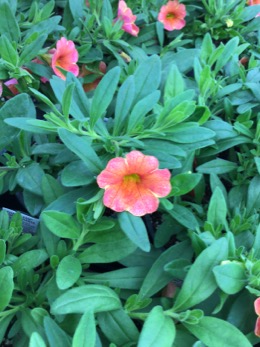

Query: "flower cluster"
(254, 298), (260, 337)
(115, 0), (140, 36)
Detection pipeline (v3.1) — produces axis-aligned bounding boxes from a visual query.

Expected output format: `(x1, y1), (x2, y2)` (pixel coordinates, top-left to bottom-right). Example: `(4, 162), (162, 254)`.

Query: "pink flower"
(254, 298), (260, 337)
(115, 0), (140, 37)
(4, 79), (19, 95)
(248, 0), (260, 4)
(97, 151), (171, 216)
(51, 37), (79, 80)
(158, 0), (186, 31)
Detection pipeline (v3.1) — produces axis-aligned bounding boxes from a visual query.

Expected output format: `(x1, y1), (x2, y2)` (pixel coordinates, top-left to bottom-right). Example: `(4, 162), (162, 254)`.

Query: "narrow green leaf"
(137, 306), (175, 347)
(173, 238), (228, 311)
(207, 187), (227, 228)
(0, 239), (6, 265)
(16, 163), (44, 196)
(44, 317), (71, 347)
(247, 175), (260, 213)
(58, 128), (103, 174)
(196, 158), (237, 174)
(20, 34), (47, 65)
(0, 35), (18, 65)
(214, 37), (239, 73)
(72, 311), (96, 347)
(90, 66), (120, 127)
(118, 212), (150, 252)
(51, 285), (121, 314)
(113, 75), (135, 135)
(41, 210), (81, 239)
(133, 55), (161, 102)
(62, 82), (75, 118)
(184, 316), (252, 347)
(0, 2), (20, 42)
(29, 332), (47, 347)
(164, 64), (185, 102)
(98, 309), (139, 346)
(0, 267), (14, 311)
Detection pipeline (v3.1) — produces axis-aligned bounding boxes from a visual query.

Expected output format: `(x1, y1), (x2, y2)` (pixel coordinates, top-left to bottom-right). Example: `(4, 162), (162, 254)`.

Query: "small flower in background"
(225, 18), (234, 28)
(4, 79), (19, 95)
(115, 0), (140, 37)
(247, 0), (260, 4)
(254, 298), (260, 337)
(79, 61), (106, 92)
(97, 150), (171, 217)
(51, 37), (79, 80)
(158, 0), (186, 31)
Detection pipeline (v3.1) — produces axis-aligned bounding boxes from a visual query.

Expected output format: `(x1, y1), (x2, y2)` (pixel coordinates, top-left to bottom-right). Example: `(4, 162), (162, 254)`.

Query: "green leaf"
(0, 34), (18, 65)
(118, 212), (150, 252)
(62, 82), (75, 118)
(56, 255), (82, 290)
(69, 0), (84, 24)
(139, 240), (192, 299)
(51, 285), (121, 314)
(58, 129), (103, 174)
(85, 266), (148, 290)
(207, 187), (227, 229)
(90, 66), (120, 127)
(113, 75), (135, 135)
(0, 239), (6, 265)
(16, 163), (45, 196)
(173, 238), (228, 311)
(214, 37), (239, 73)
(167, 204), (199, 230)
(133, 55), (161, 102)
(127, 91), (160, 134)
(78, 235), (137, 264)
(20, 34), (47, 65)
(196, 158), (237, 174)
(97, 309), (139, 346)
(0, 267), (14, 311)
(72, 311), (96, 347)
(137, 306), (175, 347)
(11, 249), (48, 277)
(184, 316), (252, 347)
(213, 262), (247, 295)
(0, 314), (15, 344)
(41, 211), (81, 239)
(169, 173), (202, 197)
(164, 64), (185, 102)
(61, 161), (94, 187)
(44, 316), (71, 347)
(0, 2), (20, 42)
(29, 332), (47, 347)
(41, 174), (65, 205)
(247, 175), (260, 213)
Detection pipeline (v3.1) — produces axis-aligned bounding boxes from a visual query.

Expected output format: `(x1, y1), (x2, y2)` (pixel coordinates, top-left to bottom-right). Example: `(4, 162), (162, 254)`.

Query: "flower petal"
(96, 157), (128, 188)
(255, 298), (260, 316)
(255, 317), (260, 337)
(125, 151), (159, 175)
(142, 169), (172, 197)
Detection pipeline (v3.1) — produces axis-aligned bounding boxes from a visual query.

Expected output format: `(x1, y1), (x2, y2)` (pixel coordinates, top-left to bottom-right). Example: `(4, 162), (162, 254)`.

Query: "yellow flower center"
(123, 173), (141, 183)
(166, 12), (175, 19)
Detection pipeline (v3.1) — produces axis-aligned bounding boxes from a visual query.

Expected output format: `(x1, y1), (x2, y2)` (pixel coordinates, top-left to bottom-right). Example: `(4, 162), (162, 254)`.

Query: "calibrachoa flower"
(115, 0), (140, 37)
(51, 37), (79, 80)
(248, 0), (260, 4)
(158, 0), (186, 31)
(97, 151), (171, 217)
(254, 298), (260, 337)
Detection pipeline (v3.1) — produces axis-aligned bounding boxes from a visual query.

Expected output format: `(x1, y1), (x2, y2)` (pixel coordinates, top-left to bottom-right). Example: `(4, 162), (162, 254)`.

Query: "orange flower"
(79, 61), (106, 92)
(248, 0), (260, 4)
(51, 37), (79, 80)
(97, 151), (171, 216)
(158, 0), (186, 31)
(115, 0), (140, 36)
(254, 298), (260, 337)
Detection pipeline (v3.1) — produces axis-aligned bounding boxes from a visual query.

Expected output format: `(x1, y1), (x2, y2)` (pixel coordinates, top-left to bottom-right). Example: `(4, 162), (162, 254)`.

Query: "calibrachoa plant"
(0, 0), (259, 346)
